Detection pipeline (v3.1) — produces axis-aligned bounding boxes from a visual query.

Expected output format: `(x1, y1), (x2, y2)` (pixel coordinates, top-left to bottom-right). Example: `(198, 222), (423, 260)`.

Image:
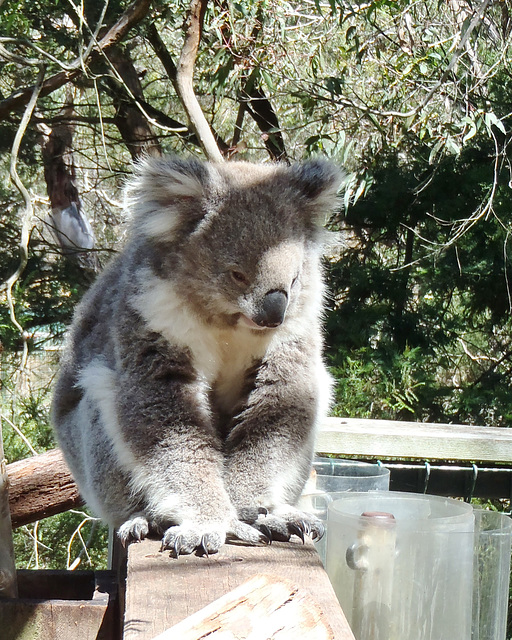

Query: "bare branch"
(146, 23), (178, 91)
(176, 0), (224, 162)
(3, 64), (46, 373)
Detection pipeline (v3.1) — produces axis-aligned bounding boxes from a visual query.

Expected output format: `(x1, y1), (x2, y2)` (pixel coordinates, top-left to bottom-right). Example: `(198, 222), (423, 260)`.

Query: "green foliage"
(326, 119), (512, 425)
(13, 510), (109, 570)
(2, 0), (512, 571)
(330, 346), (429, 420)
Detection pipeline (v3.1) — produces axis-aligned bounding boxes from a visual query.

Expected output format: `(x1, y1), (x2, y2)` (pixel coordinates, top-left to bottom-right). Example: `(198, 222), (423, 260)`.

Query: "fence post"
(0, 422), (18, 598)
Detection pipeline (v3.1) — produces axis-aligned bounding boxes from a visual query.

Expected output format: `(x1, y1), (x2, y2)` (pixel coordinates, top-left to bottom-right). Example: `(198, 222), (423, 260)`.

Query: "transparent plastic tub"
(298, 458), (390, 564)
(326, 492), (475, 640)
(304, 457), (391, 494)
(472, 509), (512, 640)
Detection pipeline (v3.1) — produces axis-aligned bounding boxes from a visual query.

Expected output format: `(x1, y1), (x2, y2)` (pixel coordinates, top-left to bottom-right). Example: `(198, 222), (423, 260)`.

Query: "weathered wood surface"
(124, 538), (355, 640)
(0, 570), (118, 640)
(317, 417), (512, 463)
(6, 448), (83, 528)
(153, 574), (336, 640)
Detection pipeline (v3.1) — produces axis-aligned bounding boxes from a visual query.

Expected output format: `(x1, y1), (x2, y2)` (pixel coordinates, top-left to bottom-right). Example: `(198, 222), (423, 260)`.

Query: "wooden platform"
(0, 570), (118, 640)
(123, 538), (355, 639)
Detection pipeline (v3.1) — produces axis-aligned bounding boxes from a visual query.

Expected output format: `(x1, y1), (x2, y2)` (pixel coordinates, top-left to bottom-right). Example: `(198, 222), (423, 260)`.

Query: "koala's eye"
(291, 274), (299, 288)
(230, 270), (250, 287)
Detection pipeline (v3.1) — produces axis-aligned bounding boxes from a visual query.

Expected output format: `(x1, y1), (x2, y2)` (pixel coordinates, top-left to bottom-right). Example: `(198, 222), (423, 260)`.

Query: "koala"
(51, 156), (341, 557)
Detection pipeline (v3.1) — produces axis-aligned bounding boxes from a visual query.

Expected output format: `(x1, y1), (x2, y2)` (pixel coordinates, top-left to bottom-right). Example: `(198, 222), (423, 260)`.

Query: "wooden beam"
(316, 417), (512, 463)
(1, 570), (118, 640)
(152, 574), (336, 639)
(123, 539), (354, 639)
(6, 449), (82, 528)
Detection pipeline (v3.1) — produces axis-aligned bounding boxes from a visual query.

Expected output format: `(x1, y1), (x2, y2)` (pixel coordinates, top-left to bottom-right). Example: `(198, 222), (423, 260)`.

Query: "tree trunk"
(106, 47), (162, 160)
(39, 96), (99, 273)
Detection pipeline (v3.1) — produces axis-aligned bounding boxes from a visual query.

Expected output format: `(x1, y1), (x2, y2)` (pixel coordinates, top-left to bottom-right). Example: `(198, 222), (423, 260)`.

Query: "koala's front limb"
(107, 335), (267, 555)
(224, 339), (329, 543)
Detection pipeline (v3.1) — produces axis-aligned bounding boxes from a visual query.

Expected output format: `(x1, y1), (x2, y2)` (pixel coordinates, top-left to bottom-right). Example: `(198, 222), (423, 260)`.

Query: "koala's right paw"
(252, 507), (325, 544)
(118, 514), (150, 547)
(161, 519), (269, 558)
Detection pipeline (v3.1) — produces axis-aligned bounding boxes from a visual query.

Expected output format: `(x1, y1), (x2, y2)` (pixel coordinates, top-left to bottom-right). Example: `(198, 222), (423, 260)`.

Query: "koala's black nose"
(254, 290), (288, 328)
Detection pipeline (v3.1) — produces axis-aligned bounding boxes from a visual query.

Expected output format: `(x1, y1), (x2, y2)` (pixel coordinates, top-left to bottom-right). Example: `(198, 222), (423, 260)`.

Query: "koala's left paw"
(252, 506), (325, 543)
(118, 514), (150, 547)
(161, 523), (224, 557)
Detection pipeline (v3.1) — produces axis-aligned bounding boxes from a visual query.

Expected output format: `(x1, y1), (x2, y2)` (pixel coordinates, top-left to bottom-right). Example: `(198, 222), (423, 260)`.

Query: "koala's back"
(52, 251), (140, 520)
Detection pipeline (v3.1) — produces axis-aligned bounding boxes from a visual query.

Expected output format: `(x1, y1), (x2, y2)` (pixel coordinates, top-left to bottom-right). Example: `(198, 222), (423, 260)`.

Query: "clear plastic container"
(326, 492), (475, 640)
(472, 509), (512, 640)
(304, 457), (391, 494)
(298, 458), (390, 564)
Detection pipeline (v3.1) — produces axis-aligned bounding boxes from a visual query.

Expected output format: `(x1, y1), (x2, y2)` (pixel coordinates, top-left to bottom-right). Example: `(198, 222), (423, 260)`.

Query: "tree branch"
(243, 84), (288, 162)
(0, 0), (152, 122)
(146, 23), (178, 90)
(176, 0), (224, 162)
(3, 65), (46, 372)
(106, 47), (162, 159)
(147, 22), (230, 153)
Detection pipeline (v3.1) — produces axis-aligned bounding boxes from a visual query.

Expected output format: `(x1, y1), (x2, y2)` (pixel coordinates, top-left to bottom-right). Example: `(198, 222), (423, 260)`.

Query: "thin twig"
(3, 64), (46, 372)
(0, 414), (39, 456)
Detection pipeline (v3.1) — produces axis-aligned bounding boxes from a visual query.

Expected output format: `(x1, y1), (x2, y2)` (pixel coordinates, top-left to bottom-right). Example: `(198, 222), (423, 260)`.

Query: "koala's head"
(126, 156), (341, 330)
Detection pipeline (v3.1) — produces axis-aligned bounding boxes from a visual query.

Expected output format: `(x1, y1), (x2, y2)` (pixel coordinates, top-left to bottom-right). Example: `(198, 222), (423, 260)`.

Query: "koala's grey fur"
(52, 156), (341, 556)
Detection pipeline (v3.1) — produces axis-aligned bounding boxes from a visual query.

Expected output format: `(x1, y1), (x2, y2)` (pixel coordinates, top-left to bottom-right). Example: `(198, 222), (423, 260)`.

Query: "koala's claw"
(157, 517), (271, 558)
(118, 514), (150, 547)
(258, 523), (273, 544)
(311, 521), (325, 541)
(199, 534), (213, 557)
(253, 508), (325, 544)
(161, 535), (184, 558)
(288, 522), (305, 544)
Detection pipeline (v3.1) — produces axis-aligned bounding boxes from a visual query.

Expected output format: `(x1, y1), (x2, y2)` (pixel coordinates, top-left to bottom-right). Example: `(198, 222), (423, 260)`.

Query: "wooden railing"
(3, 417), (512, 639)
(6, 418), (512, 528)
(317, 417), (512, 463)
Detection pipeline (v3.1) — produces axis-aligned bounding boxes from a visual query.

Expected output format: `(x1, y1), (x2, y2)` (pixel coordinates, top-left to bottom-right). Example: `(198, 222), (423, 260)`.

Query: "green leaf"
(484, 112), (506, 136)
(461, 117), (477, 144)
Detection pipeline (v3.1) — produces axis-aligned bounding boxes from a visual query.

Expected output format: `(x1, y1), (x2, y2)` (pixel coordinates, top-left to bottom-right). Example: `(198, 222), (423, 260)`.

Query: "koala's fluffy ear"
(289, 159), (343, 224)
(125, 156), (209, 239)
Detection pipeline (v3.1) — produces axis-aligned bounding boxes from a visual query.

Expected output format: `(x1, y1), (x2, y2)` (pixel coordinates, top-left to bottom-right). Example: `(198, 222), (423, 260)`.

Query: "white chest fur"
(131, 273), (273, 412)
(200, 326), (272, 413)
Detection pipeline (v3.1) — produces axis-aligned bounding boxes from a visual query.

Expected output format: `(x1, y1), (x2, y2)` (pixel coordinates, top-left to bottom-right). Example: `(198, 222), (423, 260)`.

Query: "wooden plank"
(6, 448), (83, 528)
(152, 574), (336, 640)
(316, 417), (512, 463)
(124, 539), (354, 640)
(0, 570), (118, 640)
